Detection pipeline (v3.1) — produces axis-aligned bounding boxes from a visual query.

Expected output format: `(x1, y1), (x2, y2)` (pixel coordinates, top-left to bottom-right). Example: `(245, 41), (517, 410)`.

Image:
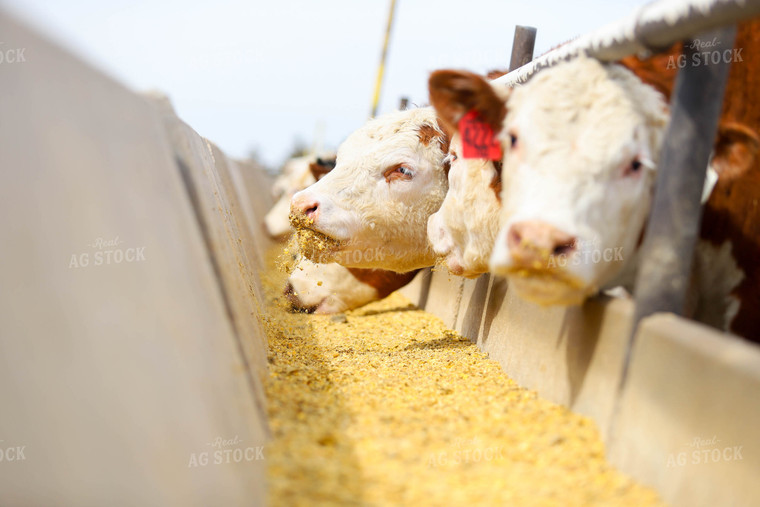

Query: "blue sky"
(3, 0), (647, 168)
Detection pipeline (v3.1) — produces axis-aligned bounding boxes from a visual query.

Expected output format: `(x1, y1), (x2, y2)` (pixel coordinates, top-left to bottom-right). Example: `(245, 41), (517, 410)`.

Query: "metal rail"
(494, 0), (760, 87)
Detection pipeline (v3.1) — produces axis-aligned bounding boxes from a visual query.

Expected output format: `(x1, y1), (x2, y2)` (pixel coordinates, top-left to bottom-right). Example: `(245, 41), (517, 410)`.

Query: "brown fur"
(697, 20), (760, 340)
(347, 268), (420, 299)
(416, 121), (451, 176)
(428, 70), (508, 135)
(486, 69), (508, 80)
(490, 160), (503, 202)
(622, 20), (760, 340)
(417, 124), (439, 146)
(619, 43), (682, 101)
(309, 161), (333, 181)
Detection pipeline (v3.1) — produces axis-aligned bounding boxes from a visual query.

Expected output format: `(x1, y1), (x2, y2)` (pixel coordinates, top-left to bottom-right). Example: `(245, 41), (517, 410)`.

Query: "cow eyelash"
(398, 166), (413, 176)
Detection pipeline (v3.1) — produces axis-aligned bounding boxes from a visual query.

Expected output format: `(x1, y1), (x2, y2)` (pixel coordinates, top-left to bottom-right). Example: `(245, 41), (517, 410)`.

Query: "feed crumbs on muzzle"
(289, 212), (342, 261)
(261, 245), (665, 506)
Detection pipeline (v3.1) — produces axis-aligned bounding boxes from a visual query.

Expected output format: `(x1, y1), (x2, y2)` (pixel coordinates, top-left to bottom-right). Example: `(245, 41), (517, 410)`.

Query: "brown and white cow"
(427, 70), (508, 277)
(289, 107), (450, 273)
(480, 22), (759, 339)
(266, 156), (420, 313)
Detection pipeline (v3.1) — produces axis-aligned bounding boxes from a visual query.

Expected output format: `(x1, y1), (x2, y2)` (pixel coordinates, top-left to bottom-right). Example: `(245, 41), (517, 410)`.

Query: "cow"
(289, 107), (450, 273)
(266, 156), (420, 313)
(471, 21), (758, 339)
(488, 56), (668, 305)
(427, 70), (508, 277)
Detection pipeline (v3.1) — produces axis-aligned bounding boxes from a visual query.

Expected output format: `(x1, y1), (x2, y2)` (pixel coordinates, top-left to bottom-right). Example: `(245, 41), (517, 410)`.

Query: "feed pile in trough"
(261, 246), (664, 506)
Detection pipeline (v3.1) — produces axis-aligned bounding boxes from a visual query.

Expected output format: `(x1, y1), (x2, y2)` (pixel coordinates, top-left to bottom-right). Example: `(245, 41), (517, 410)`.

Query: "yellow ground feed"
(262, 246), (664, 506)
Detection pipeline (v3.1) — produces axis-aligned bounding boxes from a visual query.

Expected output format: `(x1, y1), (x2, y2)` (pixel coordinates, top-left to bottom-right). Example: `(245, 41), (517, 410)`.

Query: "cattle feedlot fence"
(492, 0), (760, 388)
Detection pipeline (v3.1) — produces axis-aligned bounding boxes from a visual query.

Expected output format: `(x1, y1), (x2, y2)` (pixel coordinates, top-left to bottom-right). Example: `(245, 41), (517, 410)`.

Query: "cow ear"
(309, 161), (333, 181)
(712, 122), (760, 176)
(428, 70), (509, 134)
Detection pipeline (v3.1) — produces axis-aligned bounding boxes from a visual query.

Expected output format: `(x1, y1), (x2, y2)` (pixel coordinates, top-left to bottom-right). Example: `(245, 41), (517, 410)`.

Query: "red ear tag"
(458, 110), (503, 161)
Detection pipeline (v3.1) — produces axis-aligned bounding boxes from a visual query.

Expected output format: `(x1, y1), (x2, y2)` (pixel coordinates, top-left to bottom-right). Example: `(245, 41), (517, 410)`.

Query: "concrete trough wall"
(401, 268), (760, 507)
(0, 11), (273, 506)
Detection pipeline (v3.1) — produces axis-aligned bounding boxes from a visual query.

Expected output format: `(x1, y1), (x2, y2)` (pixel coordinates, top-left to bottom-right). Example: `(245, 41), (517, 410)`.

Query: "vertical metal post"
(370, 0), (398, 118)
(621, 25), (737, 387)
(508, 26), (537, 72)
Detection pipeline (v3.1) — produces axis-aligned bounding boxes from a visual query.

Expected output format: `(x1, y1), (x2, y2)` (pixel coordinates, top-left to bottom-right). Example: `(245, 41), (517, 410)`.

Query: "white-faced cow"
(427, 70), (508, 277)
(267, 156), (420, 313)
(488, 57), (668, 305)
(290, 107), (450, 273)
(478, 21), (758, 340)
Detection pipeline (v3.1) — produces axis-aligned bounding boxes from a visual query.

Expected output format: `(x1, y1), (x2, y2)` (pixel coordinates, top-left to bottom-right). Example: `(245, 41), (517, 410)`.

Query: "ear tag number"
(459, 110), (502, 161)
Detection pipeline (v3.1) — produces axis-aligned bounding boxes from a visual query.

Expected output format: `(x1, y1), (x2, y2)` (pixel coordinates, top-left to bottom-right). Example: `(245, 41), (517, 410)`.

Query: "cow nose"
(291, 192), (320, 221)
(507, 221), (577, 266)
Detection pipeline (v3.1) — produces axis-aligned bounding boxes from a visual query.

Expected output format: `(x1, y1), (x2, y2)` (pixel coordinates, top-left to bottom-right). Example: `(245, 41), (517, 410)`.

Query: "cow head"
(489, 57), (669, 305)
(427, 70), (508, 277)
(289, 108), (449, 272)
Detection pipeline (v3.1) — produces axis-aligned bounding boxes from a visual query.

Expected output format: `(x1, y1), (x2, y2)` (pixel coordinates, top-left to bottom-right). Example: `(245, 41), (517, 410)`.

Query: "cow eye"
(509, 133), (518, 149)
(625, 158), (643, 177)
(384, 164), (414, 182)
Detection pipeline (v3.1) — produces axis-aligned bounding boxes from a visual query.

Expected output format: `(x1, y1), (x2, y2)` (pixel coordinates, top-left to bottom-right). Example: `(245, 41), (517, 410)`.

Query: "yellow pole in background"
(370, 0), (397, 118)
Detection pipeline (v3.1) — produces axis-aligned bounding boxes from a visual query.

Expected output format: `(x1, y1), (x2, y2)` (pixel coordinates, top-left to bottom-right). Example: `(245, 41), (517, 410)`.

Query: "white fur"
(427, 132), (501, 277)
(287, 259), (379, 314)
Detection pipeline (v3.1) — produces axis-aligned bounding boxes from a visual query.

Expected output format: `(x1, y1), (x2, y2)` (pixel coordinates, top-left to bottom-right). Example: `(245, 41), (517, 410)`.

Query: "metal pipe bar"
(508, 26), (537, 72)
(494, 0), (759, 87)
